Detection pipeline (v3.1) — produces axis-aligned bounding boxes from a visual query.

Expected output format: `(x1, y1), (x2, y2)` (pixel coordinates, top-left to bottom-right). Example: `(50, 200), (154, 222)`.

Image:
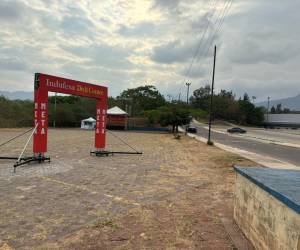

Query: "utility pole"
(186, 82), (191, 104)
(53, 92), (57, 128)
(122, 97), (133, 116)
(208, 45), (217, 145)
(267, 96), (270, 122)
(178, 93), (181, 102)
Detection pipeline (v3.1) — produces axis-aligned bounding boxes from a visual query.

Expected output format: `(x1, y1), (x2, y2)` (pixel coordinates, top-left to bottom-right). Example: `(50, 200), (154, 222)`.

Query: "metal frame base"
(13, 155), (50, 173)
(0, 155), (50, 172)
(90, 150), (142, 157)
(0, 156), (33, 161)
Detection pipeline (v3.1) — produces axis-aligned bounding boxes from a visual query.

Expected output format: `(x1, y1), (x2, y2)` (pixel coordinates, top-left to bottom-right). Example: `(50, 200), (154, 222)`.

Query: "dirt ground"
(0, 128), (256, 249)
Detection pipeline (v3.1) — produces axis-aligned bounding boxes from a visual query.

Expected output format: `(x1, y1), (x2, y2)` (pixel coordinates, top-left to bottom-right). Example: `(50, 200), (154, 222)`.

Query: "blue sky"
(0, 0), (299, 102)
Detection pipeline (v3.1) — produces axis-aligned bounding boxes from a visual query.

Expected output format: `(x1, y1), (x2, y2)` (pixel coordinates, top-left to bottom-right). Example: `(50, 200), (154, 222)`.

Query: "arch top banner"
(33, 73), (108, 154)
(35, 73), (107, 99)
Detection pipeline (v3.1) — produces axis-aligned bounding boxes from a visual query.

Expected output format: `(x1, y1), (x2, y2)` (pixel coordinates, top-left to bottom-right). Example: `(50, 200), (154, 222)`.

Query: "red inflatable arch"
(33, 73), (107, 155)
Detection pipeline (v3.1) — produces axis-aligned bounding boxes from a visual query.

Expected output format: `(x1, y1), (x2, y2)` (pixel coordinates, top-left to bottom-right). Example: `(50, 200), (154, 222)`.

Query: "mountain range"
(0, 90), (33, 100)
(256, 94), (300, 111)
(1, 90), (300, 111)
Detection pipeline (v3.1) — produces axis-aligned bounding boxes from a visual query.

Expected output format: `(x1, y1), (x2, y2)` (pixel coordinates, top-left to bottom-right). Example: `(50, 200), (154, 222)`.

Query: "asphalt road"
(192, 123), (300, 167)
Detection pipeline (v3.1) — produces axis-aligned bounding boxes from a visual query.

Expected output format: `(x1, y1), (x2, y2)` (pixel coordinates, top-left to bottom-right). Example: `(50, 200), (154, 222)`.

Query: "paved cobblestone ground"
(0, 128), (255, 249)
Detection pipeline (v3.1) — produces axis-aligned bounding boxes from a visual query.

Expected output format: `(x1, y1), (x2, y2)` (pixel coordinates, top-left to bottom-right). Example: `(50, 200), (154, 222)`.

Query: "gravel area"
(0, 128), (254, 249)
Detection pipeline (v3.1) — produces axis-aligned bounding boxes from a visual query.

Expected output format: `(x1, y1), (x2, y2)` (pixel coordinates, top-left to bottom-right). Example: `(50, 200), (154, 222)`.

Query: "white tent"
(81, 117), (96, 130)
(107, 106), (128, 115)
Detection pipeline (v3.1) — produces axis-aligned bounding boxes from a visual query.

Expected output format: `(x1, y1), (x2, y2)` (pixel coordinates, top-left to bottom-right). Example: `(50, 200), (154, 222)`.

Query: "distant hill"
(256, 94), (300, 111)
(0, 91), (33, 100)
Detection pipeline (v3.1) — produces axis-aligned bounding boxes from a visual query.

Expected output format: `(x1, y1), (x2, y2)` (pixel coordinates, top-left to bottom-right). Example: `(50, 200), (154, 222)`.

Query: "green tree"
(213, 90), (237, 121)
(190, 85), (211, 110)
(48, 96), (97, 127)
(0, 96), (33, 127)
(271, 106), (276, 114)
(238, 99), (264, 125)
(153, 105), (191, 133)
(276, 103), (282, 113)
(118, 85), (166, 115)
(243, 93), (250, 102)
(283, 108), (290, 114)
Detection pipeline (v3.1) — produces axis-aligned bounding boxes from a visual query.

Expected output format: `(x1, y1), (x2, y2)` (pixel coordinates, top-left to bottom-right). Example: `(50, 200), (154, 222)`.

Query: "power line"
(183, 0), (219, 81)
(176, 0), (233, 100)
(177, 0), (221, 99)
(201, 0), (233, 59)
(181, 0), (231, 81)
(196, 0), (232, 63)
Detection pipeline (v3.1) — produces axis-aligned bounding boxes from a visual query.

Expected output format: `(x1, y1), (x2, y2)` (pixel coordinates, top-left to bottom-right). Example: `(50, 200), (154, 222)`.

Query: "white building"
(107, 106), (128, 130)
(80, 117), (96, 130)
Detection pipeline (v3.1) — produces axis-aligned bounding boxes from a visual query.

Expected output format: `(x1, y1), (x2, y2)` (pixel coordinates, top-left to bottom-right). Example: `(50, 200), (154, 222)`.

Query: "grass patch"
(211, 154), (249, 166)
(90, 218), (119, 230)
(215, 154), (248, 165)
(223, 154), (246, 163)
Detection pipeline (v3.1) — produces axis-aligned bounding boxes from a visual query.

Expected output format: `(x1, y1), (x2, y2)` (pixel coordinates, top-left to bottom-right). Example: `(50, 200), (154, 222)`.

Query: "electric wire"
(178, 0), (233, 98)
(201, 0), (233, 59)
(178, 0), (219, 97)
(183, 0), (220, 81)
(193, 0), (232, 67)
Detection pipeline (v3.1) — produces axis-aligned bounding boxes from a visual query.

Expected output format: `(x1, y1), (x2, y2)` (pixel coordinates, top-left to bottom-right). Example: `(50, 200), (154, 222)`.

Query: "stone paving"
(0, 128), (255, 249)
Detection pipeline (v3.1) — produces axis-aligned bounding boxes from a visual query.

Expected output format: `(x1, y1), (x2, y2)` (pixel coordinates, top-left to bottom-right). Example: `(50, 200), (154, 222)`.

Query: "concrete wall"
(234, 173), (300, 250)
(264, 114), (300, 124)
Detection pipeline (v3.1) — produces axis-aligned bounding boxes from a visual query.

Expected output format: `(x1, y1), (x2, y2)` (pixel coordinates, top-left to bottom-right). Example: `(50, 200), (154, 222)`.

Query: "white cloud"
(0, 0), (299, 102)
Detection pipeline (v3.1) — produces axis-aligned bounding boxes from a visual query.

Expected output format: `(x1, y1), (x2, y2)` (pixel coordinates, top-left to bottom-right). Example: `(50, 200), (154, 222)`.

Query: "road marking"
(193, 119), (300, 149)
(182, 128), (299, 170)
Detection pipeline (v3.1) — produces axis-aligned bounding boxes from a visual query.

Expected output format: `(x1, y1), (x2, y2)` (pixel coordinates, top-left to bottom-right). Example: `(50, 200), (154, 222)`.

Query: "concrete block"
(234, 167), (300, 250)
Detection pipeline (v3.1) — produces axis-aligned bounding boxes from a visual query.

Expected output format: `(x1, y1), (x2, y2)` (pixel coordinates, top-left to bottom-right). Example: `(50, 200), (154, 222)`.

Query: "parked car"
(227, 127), (246, 134)
(186, 126), (197, 133)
